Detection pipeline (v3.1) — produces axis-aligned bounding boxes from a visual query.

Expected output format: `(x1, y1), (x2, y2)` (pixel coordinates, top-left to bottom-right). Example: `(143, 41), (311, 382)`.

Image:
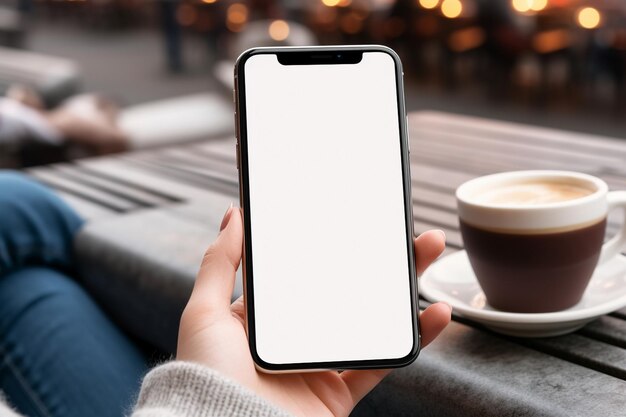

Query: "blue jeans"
(0, 172), (148, 417)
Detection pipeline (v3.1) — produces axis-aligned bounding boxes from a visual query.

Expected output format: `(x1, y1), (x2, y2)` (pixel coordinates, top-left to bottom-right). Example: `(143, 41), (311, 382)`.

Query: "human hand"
(177, 206), (451, 417)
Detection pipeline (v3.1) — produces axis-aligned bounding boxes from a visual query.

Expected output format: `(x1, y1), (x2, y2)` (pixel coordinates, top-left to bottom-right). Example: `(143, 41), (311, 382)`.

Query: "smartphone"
(234, 45), (418, 372)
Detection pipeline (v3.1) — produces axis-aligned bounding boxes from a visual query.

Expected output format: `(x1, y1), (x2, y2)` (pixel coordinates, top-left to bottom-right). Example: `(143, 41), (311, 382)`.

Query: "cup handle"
(599, 191), (626, 264)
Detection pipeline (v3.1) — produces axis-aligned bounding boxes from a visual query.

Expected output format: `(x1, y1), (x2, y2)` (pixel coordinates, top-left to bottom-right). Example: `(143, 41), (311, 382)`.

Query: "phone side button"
(236, 142), (240, 169)
(406, 115), (411, 154)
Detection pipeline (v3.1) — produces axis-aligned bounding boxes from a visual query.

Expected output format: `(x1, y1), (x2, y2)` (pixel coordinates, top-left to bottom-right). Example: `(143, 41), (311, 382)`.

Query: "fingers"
(420, 302), (452, 347)
(414, 230), (446, 275)
(220, 203), (235, 231)
(190, 205), (243, 314)
(340, 302), (451, 404)
(230, 295), (245, 325)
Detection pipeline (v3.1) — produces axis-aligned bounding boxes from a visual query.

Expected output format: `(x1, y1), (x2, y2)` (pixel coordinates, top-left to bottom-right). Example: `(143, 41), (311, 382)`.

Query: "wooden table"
(27, 111), (626, 416)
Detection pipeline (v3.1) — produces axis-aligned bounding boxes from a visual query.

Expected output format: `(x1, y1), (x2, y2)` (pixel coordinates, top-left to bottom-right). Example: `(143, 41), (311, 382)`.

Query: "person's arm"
(132, 362), (293, 417)
(0, 363), (293, 417)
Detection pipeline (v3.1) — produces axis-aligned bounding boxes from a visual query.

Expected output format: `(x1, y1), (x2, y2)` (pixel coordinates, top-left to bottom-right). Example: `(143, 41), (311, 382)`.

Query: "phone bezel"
(234, 45), (420, 372)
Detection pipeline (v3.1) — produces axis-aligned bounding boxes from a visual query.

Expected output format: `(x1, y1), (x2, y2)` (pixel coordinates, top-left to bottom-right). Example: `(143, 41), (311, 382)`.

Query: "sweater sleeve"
(0, 392), (22, 417)
(132, 362), (295, 417)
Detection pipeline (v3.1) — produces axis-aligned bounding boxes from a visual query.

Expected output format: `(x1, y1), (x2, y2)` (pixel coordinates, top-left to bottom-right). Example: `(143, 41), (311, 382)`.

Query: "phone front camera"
(337, 54), (342, 59)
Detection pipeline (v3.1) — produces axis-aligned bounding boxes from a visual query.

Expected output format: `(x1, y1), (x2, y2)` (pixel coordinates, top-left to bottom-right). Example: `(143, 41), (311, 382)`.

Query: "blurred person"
(158, 0), (183, 73)
(475, 0), (529, 97)
(0, 172), (451, 417)
(585, 29), (626, 109)
(0, 85), (128, 157)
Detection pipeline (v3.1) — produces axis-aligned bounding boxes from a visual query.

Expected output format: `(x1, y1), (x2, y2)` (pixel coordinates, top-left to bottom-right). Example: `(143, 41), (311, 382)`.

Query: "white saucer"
(421, 250), (626, 337)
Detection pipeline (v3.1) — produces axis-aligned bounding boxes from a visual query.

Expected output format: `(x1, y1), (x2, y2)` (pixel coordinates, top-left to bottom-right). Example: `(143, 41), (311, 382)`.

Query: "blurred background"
(1, 0), (625, 168)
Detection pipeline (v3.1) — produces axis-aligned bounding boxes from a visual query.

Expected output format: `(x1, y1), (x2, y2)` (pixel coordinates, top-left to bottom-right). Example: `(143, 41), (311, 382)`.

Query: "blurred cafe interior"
(0, 0), (625, 167)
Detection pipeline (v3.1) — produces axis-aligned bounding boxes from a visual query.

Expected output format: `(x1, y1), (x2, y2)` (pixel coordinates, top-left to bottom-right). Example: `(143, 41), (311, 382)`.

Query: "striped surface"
(27, 111), (626, 415)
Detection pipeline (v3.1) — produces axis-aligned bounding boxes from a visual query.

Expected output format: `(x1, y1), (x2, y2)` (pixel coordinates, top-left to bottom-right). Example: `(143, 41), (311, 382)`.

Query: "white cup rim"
(456, 171), (609, 232)
(456, 170), (607, 211)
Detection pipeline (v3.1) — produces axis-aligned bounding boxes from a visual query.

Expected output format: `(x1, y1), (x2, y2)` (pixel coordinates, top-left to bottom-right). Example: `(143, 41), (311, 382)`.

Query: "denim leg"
(0, 267), (148, 417)
(0, 171), (84, 275)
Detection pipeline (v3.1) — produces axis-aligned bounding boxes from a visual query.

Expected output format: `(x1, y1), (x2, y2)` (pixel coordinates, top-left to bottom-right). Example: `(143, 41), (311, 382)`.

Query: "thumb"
(190, 205), (243, 314)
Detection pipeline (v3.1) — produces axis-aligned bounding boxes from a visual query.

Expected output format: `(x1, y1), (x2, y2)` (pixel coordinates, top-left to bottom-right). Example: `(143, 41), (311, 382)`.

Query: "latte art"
(472, 181), (594, 206)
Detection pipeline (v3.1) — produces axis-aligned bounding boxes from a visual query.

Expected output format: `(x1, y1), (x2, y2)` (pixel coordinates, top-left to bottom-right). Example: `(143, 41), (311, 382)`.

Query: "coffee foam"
(472, 181), (593, 207)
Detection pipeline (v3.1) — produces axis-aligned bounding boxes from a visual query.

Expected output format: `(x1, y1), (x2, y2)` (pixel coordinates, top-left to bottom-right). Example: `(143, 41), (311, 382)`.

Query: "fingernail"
(442, 301), (452, 313)
(436, 230), (446, 240)
(220, 203), (234, 231)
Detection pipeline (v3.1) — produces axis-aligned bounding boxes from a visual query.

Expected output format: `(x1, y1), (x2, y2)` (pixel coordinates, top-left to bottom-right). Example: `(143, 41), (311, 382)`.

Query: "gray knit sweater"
(0, 362), (295, 417)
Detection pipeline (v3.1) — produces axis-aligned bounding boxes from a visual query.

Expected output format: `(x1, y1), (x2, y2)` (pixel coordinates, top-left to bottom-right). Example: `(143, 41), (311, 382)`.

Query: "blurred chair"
(118, 93), (234, 149)
(0, 46), (81, 107)
(1, 91), (234, 169)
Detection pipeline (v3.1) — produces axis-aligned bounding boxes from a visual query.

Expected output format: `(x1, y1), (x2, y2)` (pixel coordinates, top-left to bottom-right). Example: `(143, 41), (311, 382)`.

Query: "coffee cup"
(456, 171), (626, 313)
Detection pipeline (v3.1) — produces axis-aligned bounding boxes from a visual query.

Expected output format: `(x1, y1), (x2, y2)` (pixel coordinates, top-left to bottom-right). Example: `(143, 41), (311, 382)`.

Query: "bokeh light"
(418, 0), (439, 9)
(321, 0), (342, 6)
(512, 0), (547, 13)
(577, 7), (601, 29)
(512, 0), (532, 13)
(530, 0), (547, 11)
(449, 27), (485, 52)
(268, 20), (290, 41)
(340, 12), (364, 34)
(176, 4), (197, 27)
(441, 0), (462, 18)
(226, 3), (248, 32)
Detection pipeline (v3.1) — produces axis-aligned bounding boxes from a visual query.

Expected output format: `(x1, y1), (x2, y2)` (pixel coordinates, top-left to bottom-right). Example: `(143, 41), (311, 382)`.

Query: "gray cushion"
(119, 93), (234, 150)
(74, 200), (240, 353)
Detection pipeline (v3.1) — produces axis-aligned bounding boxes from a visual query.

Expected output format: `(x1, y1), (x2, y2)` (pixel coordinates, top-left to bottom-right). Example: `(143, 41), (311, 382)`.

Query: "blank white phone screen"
(244, 51), (414, 365)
